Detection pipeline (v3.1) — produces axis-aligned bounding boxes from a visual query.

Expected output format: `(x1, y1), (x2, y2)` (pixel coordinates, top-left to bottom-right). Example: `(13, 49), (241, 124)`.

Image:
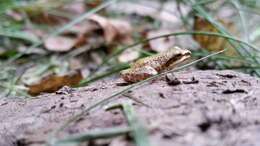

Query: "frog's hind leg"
(120, 66), (158, 83)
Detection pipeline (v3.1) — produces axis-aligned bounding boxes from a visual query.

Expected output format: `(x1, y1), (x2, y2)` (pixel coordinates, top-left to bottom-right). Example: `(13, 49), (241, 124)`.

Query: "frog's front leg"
(120, 65), (158, 83)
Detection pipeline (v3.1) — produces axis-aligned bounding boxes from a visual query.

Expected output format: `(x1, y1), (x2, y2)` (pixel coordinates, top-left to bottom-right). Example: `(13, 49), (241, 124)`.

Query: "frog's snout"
(180, 50), (191, 61)
(183, 49), (192, 57)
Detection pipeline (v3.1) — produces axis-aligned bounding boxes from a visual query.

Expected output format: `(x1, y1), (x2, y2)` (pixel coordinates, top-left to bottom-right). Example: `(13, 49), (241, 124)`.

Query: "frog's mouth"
(165, 51), (191, 68)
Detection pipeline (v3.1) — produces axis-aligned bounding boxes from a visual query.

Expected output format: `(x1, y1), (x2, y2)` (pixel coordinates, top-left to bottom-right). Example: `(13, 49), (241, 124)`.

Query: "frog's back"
(131, 52), (171, 71)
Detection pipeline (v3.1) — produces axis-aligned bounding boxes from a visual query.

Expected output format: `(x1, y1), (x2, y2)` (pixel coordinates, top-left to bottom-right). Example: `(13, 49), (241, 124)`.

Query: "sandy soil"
(1, 70), (260, 146)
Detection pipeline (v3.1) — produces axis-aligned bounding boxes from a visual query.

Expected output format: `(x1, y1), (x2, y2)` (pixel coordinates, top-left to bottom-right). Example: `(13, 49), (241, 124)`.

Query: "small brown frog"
(120, 46), (191, 83)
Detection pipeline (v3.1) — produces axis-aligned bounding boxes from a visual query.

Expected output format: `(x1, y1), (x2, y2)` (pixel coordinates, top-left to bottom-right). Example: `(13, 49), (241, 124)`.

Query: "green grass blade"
(192, 50), (257, 63)
(231, 0), (249, 42)
(121, 102), (150, 146)
(0, 0), (15, 14)
(0, 28), (40, 43)
(55, 126), (130, 145)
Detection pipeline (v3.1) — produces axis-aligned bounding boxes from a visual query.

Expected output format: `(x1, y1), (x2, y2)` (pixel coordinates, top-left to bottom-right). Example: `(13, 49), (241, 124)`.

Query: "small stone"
(56, 86), (75, 95)
(183, 77), (199, 84)
(166, 73), (181, 86)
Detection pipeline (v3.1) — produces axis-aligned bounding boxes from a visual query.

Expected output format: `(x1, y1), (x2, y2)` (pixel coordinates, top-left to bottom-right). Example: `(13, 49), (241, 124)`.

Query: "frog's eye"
(181, 50), (191, 56)
(184, 51), (192, 56)
(165, 54), (184, 67)
(175, 54), (182, 57)
(174, 53), (183, 58)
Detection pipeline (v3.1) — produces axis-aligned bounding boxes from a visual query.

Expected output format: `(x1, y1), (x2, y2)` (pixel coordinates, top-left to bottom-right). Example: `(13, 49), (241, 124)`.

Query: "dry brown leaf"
(118, 48), (140, 63)
(110, 19), (132, 38)
(110, 19), (139, 61)
(88, 14), (117, 44)
(87, 14), (139, 62)
(44, 14), (135, 59)
(61, 20), (101, 48)
(193, 16), (238, 56)
(44, 36), (76, 52)
(28, 12), (68, 25)
(110, 19), (135, 46)
(88, 14), (134, 45)
(146, 30), (176, 53)
(41, 14), (134, 53)
(109, 18), (140, 62)
(65, 20), (99, 35)
(27, 70), (83, 96)
(86, 0), (102, 8)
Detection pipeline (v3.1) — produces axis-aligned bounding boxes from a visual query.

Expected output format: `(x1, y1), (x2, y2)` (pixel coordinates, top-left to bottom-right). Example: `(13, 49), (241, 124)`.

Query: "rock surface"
(1, 70), (260, 146)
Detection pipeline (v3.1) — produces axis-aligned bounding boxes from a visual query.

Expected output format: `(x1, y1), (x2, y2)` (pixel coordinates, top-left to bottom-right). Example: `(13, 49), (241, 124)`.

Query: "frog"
(120, 46), (191, 83)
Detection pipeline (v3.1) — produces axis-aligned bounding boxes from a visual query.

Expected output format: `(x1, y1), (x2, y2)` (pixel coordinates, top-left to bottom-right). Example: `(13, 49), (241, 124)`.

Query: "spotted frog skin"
(120, 46), (191, 83)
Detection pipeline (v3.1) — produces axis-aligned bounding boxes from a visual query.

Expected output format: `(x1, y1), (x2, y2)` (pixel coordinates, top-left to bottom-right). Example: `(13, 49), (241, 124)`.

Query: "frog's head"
(165, 46), (191, 67)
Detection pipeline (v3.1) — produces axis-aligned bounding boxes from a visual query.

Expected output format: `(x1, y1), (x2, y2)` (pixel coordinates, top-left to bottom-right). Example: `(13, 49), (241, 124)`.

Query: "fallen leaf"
(43, 14), (136, 60)
(87, 14), (139, 62)
(110, 19), (132, 41)
(193, 16), (238, 56)
(146, 30), (175, 53)
(44, 36), (76, 52)
(88, 14), (117, 44)
(64, 20), (98, 35)
(27, 11), (68, 25)
(27, 70), (83, 96)
(86, 0), (102, 8)
(112, 19), (140, 62)
(60, 20), (101, 48)
(88, 14), (134, 45)
(118, 48), (140, 63)
(112, 20), (139, 62)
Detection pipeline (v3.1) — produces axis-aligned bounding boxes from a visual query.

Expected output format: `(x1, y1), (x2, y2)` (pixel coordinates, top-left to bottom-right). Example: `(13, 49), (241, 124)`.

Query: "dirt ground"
(1, 70), (260, 146)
